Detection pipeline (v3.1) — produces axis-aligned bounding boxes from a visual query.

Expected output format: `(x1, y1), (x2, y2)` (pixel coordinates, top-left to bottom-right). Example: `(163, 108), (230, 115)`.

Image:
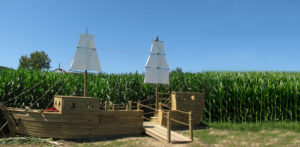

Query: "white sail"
(69, 34), (102, 72)
(144, 38), (170, 85)
(144, 68), (169, 84)
(145, 55), (169, 68)
(150, 40), (165, 55)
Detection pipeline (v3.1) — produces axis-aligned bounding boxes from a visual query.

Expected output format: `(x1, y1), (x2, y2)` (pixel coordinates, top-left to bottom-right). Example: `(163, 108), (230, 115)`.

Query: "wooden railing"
(137, 100), (193, 142)
(100, 101), (137, 111)
(163, 111), (193, 143)
(157, 93), (171, 109)
(102, 98), (193, 143)
(137, 102), (156, 121)
(158, 103), (193, 143)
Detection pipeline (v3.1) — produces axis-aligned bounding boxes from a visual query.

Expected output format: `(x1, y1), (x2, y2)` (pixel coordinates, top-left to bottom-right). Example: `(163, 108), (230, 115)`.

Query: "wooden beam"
(137, 102), (141, 111)
(84, 69), (87, 97)
(189, 112), (193, 141)
(159, 102), (162, 110)
(167, 112), (171, 143)
(156, 84), (159, 111)
(105, 101), (108, 110)
(129, 101), (132, 111)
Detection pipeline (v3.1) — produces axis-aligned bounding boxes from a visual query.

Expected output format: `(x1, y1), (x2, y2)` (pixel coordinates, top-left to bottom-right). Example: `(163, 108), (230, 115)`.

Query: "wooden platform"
(143, 122), (192, 144)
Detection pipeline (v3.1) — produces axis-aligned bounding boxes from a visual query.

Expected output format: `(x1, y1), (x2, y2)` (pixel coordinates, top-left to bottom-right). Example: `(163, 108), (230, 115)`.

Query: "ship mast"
(84, 27), (88, 97)
(69, 28), (102, 97)
(144, 36), (170, 111)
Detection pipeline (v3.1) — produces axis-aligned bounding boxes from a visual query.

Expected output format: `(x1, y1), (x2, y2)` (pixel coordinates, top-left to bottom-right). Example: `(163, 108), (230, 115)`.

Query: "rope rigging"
(29, 74), (65, 108)
(4, 75), (48, 105)
(97, 48), (148, 54)
(46, 73), (72, 109)
(3, 69), (70, 109)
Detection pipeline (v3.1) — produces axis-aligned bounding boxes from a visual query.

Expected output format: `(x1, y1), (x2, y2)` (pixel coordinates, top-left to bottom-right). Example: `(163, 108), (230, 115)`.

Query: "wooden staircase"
(143, 121), (192, 144)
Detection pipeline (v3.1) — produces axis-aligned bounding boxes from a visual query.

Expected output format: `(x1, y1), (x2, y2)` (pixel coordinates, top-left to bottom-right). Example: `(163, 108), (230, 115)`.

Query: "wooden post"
(167, 111), (171, 143)
(126, 104), (129, 110)
(129, 101), (132, 111)
(189, 112), (193, 141)
(105, 101), (108, 110)
(159, 102), (162, 110)
(155, 83), (158, 111)
(112, 104), (115, 110)
(84, 69), (87, 97)
(137, 102), (141, 111)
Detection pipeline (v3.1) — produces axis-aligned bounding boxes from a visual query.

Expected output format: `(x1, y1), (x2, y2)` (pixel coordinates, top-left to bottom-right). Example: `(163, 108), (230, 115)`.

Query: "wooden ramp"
(143, 122), (192, 144)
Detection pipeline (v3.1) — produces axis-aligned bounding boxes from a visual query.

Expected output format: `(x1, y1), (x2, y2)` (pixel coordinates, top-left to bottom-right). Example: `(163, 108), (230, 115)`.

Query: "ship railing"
(162, 110), (193, 143)
(157, 92), (172, 109)
(135, 103), (156, 121)
(100, 101), (137, 111)
(135, 101), (193, 143)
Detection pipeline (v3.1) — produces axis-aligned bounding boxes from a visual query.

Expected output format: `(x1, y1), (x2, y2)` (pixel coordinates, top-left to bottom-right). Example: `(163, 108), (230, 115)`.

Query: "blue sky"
(0, 0), (300, 73)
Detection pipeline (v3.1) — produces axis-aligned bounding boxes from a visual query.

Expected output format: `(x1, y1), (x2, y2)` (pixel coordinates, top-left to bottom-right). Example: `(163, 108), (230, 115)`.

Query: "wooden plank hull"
(1, 108), (143, 139)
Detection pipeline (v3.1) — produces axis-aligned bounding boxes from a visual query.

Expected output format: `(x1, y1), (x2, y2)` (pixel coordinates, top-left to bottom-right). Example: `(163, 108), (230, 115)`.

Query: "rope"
(140, 97), (154, 103)
(98, 48), (148, 54)
(46, 73), (72, 109)
(114, 105), (126, 108)
(170, 118), (189, 126)
(163, 98), (171, 103)
(160, 103), (171, 109)
(99, 103), (105, 107)
(30, 74), (64, 108)
(158, 92), (171, 95)
(143, 112), (155, 115)
(4, 75), (47, 104)
(132, 97), (154, 104)
(162, 113), (189, 126)
(173, 109), (190, 114)
(113, 104), (126, 106)
(143, 116), (150, 121)
(4, 68), (65, 106)
(139, 104), (156, 111)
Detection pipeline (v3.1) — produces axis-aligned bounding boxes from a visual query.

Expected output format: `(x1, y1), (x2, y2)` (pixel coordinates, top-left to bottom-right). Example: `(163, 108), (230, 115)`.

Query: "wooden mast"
(84, 69), (87, 97)
(156, 83), (158, 111)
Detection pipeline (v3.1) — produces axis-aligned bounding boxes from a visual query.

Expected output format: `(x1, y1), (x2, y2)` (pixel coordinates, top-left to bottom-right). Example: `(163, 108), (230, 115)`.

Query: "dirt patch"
(260, 130), (281, 134)
(208, 129), (229, 135)
(292, 137), (300, 144)
(279, 131), (296, 137)
(57, 136), (165, 147)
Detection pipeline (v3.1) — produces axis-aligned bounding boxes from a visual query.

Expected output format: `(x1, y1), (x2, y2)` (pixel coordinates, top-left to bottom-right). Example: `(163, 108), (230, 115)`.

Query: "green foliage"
(18, 51), (51, 70)
(208, 122), (300, 132)
(192, 125), (300, 146)
(0, 70), (299, 123)
(0, 137), (54, 145)
(0, 66), (12, 71)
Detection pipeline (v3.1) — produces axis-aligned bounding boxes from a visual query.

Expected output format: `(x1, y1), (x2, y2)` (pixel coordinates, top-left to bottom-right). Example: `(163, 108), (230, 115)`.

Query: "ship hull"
(1, 107), (143, 139)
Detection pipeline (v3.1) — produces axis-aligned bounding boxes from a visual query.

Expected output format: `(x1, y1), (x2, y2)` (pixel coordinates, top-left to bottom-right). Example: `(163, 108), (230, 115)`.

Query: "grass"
(190, 122), (300, 146)
(0, 137), (55, 146)
(207, 121), (300, 132)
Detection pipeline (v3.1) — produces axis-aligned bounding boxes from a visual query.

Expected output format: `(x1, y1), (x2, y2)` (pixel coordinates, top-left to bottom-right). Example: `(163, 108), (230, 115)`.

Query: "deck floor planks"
(143, 122), (192, 144)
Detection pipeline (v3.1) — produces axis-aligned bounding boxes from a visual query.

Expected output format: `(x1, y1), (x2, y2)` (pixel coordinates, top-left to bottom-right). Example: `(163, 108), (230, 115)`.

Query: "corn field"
(0, 69), (299, 123)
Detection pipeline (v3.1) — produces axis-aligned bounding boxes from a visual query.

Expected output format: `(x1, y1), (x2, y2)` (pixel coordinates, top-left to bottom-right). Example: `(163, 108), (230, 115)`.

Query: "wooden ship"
(0, 34), (205, 143)
(0, 31), (143, 139)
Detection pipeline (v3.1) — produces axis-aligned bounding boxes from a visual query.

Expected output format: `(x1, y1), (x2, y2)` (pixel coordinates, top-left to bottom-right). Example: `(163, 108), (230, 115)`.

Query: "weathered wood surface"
(143, 121), (192, 144)
(1, 95), (144, 139)
(2, 109), (143, 139)
(156, 92), (205, 126)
